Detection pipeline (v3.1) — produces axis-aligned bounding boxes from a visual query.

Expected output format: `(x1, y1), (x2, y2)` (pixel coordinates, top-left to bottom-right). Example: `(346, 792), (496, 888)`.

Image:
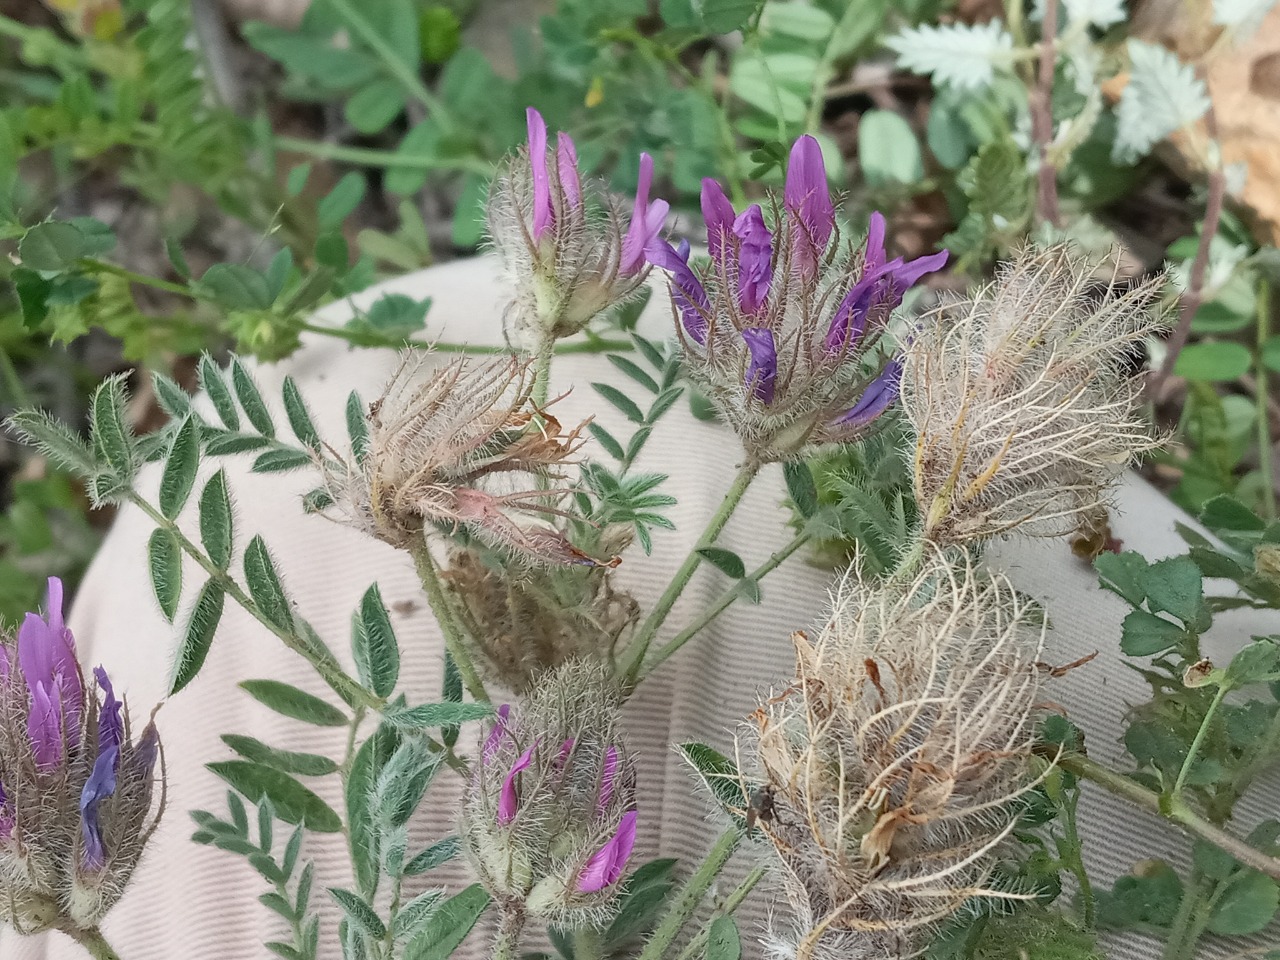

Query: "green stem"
(640, 529), (812, 681)
(1256, 279), (1276, 519)
(1060, 753), (1280, 881)
(1161, 867), (1214, 960)
(85, 259), (196, 298)
(274, 135), (490, 174)
(619, 461), (761, 686)
(531, 338), (554, 411)
(411, 543), (490, 703)
(805, 0), (862, 133)
(58, 926), (124, 960)
(636, 828), (743, 960)
(492, 905), (526, 960)
(1172, 682), (1229, 800)
(1060, 786), (1096, 928)
(671, 863), (768, 960)
(129, 495), (378, 709)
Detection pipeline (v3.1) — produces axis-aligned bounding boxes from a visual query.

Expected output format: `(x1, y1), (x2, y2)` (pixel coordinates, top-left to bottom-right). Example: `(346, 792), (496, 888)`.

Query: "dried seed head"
(321, 354), (606, 567)
(488, 108), (663, 348)
(441, 538), (639, 693)
(462, 662), (638, 929)
(901, 246), (1167, 545)
(646, 137), (947, 462)
(747, 553), (1046, 960)
(0, 579), (162, 933)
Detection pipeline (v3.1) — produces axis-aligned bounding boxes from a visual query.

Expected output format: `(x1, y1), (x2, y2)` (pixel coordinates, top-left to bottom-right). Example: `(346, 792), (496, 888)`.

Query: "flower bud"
(488, 108), (665, 347)
(645, 136), (947, 462)
(0, 578), (162, 934)
(462, 662), (638, 928)
(748, 553), (1045, 959)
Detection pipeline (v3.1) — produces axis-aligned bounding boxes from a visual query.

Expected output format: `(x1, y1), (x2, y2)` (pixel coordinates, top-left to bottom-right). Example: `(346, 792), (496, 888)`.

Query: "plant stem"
(274, 135), (491, 174)
(532, 338), (554, 412)
(1172, 682), (1229, 799)
(86, 259), (196, 298)
(1161, 866), (1214, 960)
(129, 495), (378, 709)
(300, 321), (631, 357)
(410, 542), (489, 703)
(640, 529), (812, 680)
(1030, 0), (1062, 227)
(671, 863), (768, 960)
(636, 828), (743, 960)
(571, 927), (605, 960)
(1256, 279), (1276, 519)
(492, 905), (526, 960)
(58, 926), (124, 960)
(619, 460), (761, 686)
(805, 0), (863, 134)
(1060, 753), (1280, 880)
(1059, 785), (1096, 928)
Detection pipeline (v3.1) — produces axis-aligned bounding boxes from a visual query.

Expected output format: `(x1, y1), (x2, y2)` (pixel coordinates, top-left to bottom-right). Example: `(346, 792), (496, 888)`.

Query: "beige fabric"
(4, 256), (1277, 959)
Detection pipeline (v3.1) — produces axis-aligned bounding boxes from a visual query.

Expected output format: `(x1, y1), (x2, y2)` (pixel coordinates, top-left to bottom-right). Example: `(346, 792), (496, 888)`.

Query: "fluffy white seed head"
(901, 246), (1168, 545)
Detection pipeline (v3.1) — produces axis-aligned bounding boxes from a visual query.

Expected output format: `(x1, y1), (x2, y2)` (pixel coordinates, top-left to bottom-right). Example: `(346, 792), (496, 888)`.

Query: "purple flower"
(483, 704), (512, 764)
(832, 359), (903, 430)
(597, 746), (620, 815)
(742, 328), (778, 404)
(647, 239), (709, 343)
(527, 108), (553, 243)
(619, 153), (669, 277)
(577, 810), (638, 893)
(95, 667), (122, 756)
(79, 745), (118, 872)
(18, 577), (83, 769)
(499, 742), (538, 825)
(701, 178), (736, 263)
(784, 135), (835, 279)
(733, 205), (773, 315)
(557, 132), (581, 210)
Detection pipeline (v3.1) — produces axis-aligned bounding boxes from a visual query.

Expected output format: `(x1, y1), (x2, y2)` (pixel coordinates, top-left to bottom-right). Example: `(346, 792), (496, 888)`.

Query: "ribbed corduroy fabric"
(4, 256), (1276, 959)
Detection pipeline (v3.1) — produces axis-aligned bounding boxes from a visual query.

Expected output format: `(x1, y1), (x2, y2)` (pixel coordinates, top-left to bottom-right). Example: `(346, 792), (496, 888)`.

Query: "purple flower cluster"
(646, 136), (948, 460)
(0, 578), (161, 931)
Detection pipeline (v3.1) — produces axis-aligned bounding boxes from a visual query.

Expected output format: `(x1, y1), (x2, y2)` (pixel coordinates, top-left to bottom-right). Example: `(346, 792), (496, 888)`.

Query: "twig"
(1148, 98), (1226, 402)
(1030, 0), (1062, 227)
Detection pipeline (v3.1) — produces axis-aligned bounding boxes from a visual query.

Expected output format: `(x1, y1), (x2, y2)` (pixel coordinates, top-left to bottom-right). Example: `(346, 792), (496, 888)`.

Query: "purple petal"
(742, 328), (778, 404)
(864, 212), (887, 274)
(554, 737), (576, 771)
(526, 108), (552, 242)
(577, 810), (638, 893)
(126, 721), (160, 781)
(556, 132), (581, 210)
(784, 136), (834, 278)
(888, 249), (949, 295)
(27, 680), (63, 770)
(482, 704), (511, 764)
(701, 178), (736, 264)
(620, 153), (669, 277)
(825, 280), (876, 354)
(596, 746), (620, 815)
(732, 205), (773, 315)
(498, 742), (537, 825)
(18, 577), (83, 750)
(80, 745), (119, 872)
(95, 667), (122, 756)
(832, 359), (902, 429)
(646, 239), (709, 344)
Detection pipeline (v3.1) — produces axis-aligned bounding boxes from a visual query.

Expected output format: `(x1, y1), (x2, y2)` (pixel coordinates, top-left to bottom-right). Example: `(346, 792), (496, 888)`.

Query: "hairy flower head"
(0, 578), (162, 934)
(645, 136), (947, 461)
(322, 354), (610, 567)
(902, 247), (1166, 545)
(487, 107), (665, 347)
(747, 553), (1046, 960)
(462, 661), (638, 927)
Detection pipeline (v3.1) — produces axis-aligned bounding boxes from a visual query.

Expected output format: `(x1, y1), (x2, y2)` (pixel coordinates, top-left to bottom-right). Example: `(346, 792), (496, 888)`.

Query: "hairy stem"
(129, 495), (378, 709)
(1161, 866), (1214, 960)
(619, 460), (761, 686)
(636, 828), (743, 960)
(492, 905), (526, 960)
(1061, 753), (1280, 880)
(1060, 785), (1096, 928)
(58, 926), (124, 960)
(411, 542), (490, 703)
(1172, 682), (1229, 800)
(1030, 0), (1062, 227)
(640, 528), (812, 680)
(1256, 279), (1277, 519)
(671, 863), (768, 960)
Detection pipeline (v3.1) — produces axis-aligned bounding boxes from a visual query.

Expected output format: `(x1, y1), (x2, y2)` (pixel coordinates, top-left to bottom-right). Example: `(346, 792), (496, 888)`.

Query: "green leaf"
(1175, 341), (1252, 381)
(208, 761), (342, 833)
(160, 417), (201, 519)
(319, 172), (367, 229)
(858, 110), (924, 187)
(1113, 40), (1210, 163)
(701, 0), (759, 32)
(231, 360), (276, 437)
(240, 680), (347, 727)
(148, 527), (183, 623)
(222, 734), (338, 776)
(403, 884), (491, 960)
(607, 354), (660, 394)
(783, 461), (818, 518)
(1142, 556), (1203, 624)
(199, 356), (240, 431)
(1225, 639), (1280, 687)
(152, 372), (192, 418)
(1120, 609), (1186, 656)
(199, 470), (235, 570)
(330, 888), (386, 939)
(354, 585), (401, 698)
(13, 268), (51, 326)
(374, 737), (440, 829)
(1207, 870), (1279, 935)
(728, 53), (812, 124)
(19, 221), (86, 271)
(404, 836), (460, 875)
(1095, 551), (1149, 606)
(1097, 861), (1184, 928)
(285, 163), (312, 197)
(244, 536), (293, 632)
(885, 21), (1015, 92)
(345, 79), (406, 134)
(392, 889), (446, 942)
(347, 726), (398, 896)
(706, 916), (741, 960)
(346, 391), (371, 463)
(171, 579), (225, 694)
(588, 422), (626, 461)
(90, 375), (136, 482)
(5, 410), (96, 476)
(282, 377), (321, 449)
(697, 547), (747, 579)
(252, 449), (315, 473)
(1200, 494), (1266, 533)
(201, 263), (276, 311)
(383, 701), (493, 730)
(677, 741), (748, 822)
(592, 383), (646, 424)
